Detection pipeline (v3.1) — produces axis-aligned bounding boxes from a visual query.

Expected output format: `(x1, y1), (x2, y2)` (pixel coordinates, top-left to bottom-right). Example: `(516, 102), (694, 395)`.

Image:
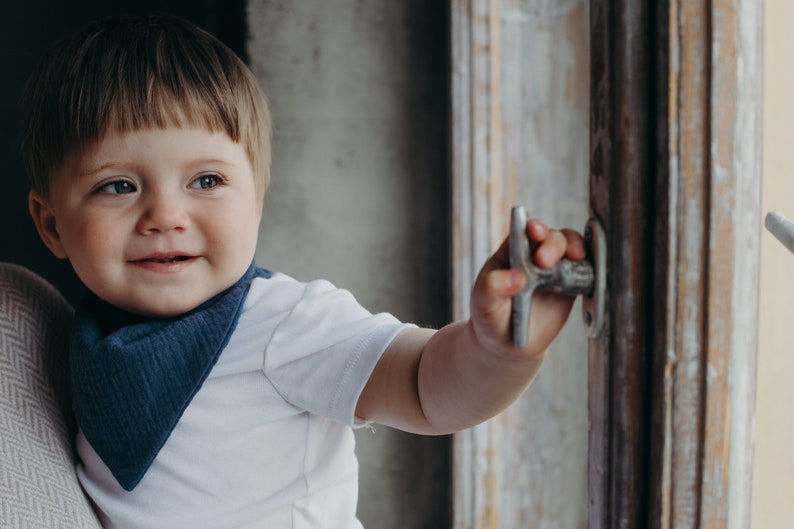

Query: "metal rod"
(765, 211), (794, 255)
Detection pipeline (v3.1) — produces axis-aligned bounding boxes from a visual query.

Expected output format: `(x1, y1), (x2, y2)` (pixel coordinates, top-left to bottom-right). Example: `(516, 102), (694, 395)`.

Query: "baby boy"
(21, 14), (584, 529)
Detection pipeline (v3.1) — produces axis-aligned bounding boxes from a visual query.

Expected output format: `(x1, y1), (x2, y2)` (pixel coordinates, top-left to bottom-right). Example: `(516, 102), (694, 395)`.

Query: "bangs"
(21, 15), (271, 198)
(89, 22), (243, 137)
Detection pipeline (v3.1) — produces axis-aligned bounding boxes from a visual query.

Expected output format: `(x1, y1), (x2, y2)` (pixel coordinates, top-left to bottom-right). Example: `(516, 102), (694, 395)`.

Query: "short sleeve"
(262, 278), (411, 426)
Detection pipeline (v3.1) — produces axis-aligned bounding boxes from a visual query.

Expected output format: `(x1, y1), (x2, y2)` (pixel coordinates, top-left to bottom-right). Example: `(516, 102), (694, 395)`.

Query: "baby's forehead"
(75, 126), (243, 163)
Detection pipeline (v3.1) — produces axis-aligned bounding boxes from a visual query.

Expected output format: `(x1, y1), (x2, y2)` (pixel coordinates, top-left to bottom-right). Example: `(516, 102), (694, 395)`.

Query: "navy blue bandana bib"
(70, 263), (271, 491)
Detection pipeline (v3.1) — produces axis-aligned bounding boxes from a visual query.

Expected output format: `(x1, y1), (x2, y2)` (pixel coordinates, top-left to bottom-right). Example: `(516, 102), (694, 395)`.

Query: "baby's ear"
(28, 191), (68, 259)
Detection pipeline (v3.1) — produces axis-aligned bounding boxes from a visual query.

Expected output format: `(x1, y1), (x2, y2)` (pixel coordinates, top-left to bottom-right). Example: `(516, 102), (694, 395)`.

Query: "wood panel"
(588, 0), (762, 528)
(588, 0), (651, 526)
(451, 0), (760, 527)
(451, 1), (590, 527)
(647, 1), (762, 528)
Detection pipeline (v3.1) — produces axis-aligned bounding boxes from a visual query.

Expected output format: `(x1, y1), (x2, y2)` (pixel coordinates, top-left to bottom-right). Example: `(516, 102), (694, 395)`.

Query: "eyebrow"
(190, 158), (238, 169)
(79, 158), (237, 178)
(80, 162), (128, 178)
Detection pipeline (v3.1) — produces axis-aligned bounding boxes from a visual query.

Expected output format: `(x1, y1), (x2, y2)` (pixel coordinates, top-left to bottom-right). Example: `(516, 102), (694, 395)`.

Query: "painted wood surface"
(452, 0), (761, 527)
(451, 1), (590, 527)
(588, 1), (762, 528)
(647, 1), (762, 529)
(588, 0), (651, 526)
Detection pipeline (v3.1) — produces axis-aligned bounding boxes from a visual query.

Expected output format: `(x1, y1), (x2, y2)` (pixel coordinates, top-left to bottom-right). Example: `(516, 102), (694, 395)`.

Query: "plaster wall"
(246, 2), (450, 527)
(753, 1), (794, 527)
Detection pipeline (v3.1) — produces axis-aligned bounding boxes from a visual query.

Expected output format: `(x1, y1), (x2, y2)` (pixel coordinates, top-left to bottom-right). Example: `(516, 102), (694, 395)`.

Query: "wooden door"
(589, 1), (762, 527)
(450, 1), (590, 527)
(450, 0), (763, 527)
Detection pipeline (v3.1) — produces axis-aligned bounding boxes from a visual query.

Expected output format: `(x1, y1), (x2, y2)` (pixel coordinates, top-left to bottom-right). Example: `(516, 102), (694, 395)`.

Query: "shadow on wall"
(2, 0), (246, 305)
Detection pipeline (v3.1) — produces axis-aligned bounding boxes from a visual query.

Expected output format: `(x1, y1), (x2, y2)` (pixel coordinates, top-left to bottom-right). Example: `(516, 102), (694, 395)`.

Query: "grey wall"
(247, 2), (451, 527)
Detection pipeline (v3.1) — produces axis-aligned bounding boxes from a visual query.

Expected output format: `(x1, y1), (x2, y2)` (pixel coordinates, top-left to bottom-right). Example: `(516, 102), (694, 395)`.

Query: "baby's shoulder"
(245, 273), (359, 315)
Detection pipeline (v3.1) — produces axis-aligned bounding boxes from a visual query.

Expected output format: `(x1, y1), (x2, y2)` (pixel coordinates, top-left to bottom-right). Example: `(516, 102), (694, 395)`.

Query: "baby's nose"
(136, 194), (191, 234)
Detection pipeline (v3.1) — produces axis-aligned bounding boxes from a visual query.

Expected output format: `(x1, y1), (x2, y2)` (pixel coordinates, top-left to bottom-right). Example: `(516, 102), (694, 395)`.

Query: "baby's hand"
(469, 218), (586, 359)
(360, 216), (586, 433)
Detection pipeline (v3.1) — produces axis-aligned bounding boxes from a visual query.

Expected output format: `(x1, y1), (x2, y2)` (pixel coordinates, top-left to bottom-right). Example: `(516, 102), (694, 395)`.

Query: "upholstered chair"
(0, 263), (101, 528)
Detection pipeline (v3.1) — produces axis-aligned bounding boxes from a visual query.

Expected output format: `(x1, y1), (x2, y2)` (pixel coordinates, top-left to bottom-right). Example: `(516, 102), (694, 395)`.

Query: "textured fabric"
(0, 263), (101, 528)
(71, 263), (271, 491)
(76, 273), (411, 529)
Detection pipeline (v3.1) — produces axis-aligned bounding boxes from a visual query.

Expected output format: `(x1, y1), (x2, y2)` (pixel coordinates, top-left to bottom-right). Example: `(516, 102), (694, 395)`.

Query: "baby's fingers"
(469, 267), (525, 345)
(561, 228), (586, 260)
(473, 268), (526, 306)
(532, 229), (568, 269)
(527, 222), (586, 269)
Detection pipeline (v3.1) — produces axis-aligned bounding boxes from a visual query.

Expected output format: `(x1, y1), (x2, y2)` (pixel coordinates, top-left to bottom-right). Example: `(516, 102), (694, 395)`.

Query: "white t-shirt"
(76, 273), (410, 529)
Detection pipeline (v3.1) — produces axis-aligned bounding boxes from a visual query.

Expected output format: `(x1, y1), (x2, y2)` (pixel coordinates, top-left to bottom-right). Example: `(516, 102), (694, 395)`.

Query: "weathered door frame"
(450, 1), (591, 527)
(450, 0), (763, 527)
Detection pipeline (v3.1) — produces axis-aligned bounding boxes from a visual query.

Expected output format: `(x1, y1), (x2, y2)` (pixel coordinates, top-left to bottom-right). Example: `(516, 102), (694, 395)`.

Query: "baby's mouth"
(150, 256), (191, 264)
(134, 255), (194, 264)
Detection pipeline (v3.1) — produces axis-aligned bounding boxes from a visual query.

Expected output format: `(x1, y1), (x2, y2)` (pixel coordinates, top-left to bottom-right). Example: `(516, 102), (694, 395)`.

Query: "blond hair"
(20, 14), (272, 202)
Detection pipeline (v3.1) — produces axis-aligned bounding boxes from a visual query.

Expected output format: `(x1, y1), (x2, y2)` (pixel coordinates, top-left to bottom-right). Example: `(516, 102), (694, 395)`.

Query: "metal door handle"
(510, 206), (607, 349)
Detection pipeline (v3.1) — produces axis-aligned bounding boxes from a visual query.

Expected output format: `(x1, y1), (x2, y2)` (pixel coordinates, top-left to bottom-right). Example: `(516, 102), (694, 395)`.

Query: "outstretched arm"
(356, 219), (585, 435)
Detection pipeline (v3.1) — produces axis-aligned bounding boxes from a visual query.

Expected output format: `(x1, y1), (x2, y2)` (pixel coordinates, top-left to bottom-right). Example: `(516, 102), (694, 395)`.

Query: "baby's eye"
(97, 180), (137, 194)
(190, 174), (224, 190)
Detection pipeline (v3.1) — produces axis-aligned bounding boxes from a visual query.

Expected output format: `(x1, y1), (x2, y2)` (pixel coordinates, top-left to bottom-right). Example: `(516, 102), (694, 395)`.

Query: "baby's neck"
(92, 298), (156, 337)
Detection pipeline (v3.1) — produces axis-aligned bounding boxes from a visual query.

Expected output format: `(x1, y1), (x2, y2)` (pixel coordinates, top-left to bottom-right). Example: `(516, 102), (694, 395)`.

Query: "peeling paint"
(452, 0), (589, 527)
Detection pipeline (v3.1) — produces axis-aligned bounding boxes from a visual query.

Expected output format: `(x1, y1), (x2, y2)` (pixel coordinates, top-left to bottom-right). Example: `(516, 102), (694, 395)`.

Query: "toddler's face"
(30, 127), (262, 317)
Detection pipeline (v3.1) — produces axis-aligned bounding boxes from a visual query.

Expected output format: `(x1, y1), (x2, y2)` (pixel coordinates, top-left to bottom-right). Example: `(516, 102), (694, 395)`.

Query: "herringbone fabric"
(0, 263), (101, 528)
